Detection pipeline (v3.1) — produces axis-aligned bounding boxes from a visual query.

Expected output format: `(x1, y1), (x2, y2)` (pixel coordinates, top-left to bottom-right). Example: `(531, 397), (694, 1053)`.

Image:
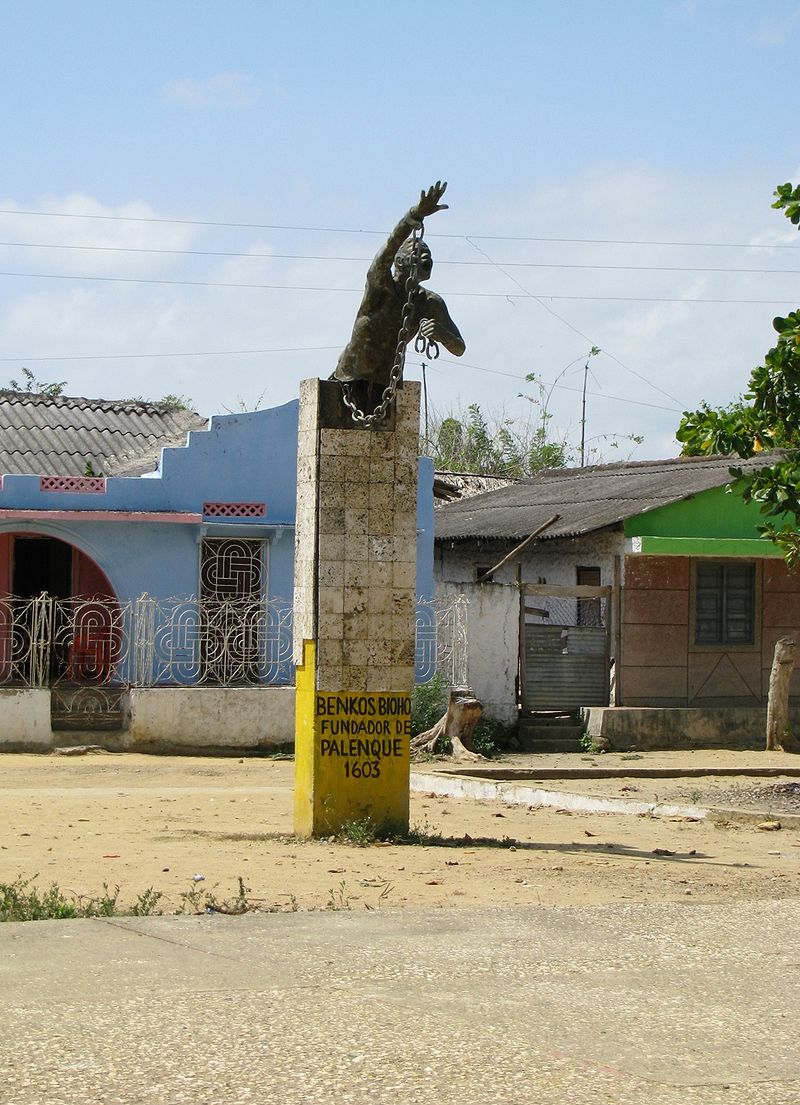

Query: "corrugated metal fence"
(520, 584), (611, 712)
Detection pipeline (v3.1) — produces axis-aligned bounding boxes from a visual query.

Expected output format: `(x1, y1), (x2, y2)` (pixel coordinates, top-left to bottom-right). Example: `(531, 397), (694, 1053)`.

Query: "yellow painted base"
(294, 640), (411, 838)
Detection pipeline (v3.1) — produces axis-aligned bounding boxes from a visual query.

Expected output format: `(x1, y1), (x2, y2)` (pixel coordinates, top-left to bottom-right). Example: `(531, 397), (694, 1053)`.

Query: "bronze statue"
(333, 182), (465, 405)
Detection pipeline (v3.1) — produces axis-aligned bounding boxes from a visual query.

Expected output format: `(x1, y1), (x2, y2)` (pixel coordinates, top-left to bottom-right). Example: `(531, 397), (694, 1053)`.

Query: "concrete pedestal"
(293, 379), (419, 837)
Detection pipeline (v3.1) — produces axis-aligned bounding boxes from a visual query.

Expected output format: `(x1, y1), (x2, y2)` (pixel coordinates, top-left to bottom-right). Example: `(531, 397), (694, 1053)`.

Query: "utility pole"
(579, 346), (601, 466)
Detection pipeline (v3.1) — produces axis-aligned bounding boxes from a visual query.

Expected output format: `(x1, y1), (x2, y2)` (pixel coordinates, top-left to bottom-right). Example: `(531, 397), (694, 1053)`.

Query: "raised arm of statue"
(333, 181), (464, 395)
(362, 182), (450, 304)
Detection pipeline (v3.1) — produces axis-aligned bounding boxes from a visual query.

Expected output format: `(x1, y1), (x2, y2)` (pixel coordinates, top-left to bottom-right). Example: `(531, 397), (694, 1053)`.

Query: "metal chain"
(341, 223), (425, 427)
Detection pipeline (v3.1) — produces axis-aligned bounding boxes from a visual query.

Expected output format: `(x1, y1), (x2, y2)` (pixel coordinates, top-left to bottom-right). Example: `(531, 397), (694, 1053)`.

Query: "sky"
(1, 0), (799, 462)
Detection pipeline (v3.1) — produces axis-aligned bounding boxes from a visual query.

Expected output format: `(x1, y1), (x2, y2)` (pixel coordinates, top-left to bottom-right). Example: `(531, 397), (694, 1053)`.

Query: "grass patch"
(0, 876), (162, 922)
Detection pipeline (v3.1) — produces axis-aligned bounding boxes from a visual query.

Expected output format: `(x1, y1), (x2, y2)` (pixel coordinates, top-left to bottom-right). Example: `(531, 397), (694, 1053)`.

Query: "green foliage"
(471, 723), (496, 758)
(158, 393), (193, 412)
(337, 815), (381, 847)
(424, 402), (569, 477)
(676, 185), (800, 565)
(773, 181), (800, 225)
(326, 880), (352, 910)
(124, 393), (194, 411)
(580, 731), (601, 755)
(0, 876), (163, 921)
(411, 673), (448, 736)
(4, 367), (66, 397)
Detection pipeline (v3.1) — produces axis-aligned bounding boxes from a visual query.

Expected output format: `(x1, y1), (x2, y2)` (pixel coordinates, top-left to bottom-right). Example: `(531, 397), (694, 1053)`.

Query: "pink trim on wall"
(203, 502), (267, 518)
(40, 476), (107, 494)
(0, 510), (202, 524)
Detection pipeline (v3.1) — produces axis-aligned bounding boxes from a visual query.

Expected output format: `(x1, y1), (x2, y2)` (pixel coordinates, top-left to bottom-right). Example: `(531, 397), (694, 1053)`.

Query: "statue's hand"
(413, 181), (449, 221)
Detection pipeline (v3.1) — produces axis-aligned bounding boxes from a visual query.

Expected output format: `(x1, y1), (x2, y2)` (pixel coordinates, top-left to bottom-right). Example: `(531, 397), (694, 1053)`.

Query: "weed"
(404, 816), (444, 845)
(326, 880), (352, 911)
(411, 674), (448, 736)
(580, 731), (601, 755)
(471, 719), (498, 758)
(336, 815), (407, 846)
(90, 883), (121, 917)
(178, 882), (219, 914)
(0, 877), (162, 922)
(337, 815), (381, 847)
(131, 888), (163, 916)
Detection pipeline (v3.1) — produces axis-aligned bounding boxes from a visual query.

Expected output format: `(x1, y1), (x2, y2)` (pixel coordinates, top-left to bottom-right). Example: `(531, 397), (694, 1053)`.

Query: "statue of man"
(333, 182), (466, 399)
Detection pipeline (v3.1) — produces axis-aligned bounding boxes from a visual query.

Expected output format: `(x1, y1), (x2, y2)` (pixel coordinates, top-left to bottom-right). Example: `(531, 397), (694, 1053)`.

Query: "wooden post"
(766, 637), (797, 751)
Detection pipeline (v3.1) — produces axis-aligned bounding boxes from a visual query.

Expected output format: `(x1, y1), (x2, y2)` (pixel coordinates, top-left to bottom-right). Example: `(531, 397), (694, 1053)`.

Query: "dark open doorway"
(13, 537), (73, 599)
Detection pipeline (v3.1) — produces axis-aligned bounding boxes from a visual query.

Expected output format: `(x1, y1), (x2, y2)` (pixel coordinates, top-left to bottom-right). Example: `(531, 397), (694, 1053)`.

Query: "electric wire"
(0, 207), (798, 249)
(463, 237), (686, 407)
(0, 268), (794, 305)
(1, 239), (799, 275)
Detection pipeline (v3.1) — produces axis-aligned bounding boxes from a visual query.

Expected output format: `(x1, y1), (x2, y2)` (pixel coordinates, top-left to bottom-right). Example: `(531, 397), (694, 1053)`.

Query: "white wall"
(435, 530), (623, 588)
(434, 530), (626, 723)
(437, 580), (519, 725)
(0, 689), (52, 748)
(129, 687), (295, 749)
(0, 686), (295, 752)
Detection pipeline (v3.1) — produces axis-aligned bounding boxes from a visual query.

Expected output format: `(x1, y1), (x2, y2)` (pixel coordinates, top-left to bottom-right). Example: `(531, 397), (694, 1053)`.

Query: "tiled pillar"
(293, 380), (419, 837)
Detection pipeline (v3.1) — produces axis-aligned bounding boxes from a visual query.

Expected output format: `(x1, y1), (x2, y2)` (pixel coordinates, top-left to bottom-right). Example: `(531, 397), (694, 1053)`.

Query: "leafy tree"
(423, 402), (570, 478)
(676, 182), (800, 563)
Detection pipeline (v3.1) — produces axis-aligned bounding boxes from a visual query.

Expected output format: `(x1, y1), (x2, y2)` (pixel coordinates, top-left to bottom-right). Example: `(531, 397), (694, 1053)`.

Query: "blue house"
(0, 392), (436, 750)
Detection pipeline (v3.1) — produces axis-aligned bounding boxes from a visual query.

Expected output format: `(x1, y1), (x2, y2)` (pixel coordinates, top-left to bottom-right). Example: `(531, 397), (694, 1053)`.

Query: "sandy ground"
(1, 751), (799, 915)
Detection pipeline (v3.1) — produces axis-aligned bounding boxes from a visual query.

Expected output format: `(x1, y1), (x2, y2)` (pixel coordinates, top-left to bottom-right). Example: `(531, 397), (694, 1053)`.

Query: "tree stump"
(411, 686), (485, 762)
(766, 637), (800, 752)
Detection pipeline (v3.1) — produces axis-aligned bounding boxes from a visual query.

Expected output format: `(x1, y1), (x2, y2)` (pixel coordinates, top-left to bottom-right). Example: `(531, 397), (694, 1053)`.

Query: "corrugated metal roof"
(435, 453), (781, 542)
(0, 392), (208, 477)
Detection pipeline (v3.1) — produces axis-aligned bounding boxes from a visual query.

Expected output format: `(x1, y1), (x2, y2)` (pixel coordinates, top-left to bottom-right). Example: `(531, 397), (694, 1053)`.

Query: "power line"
(463, 237), (686, 408)
(0, 268), (794, 305)
(426, 356), (683, 414)
(0, 207), (797, 250)
(2, 239), (800, 276)
(0, 344), (339, 364)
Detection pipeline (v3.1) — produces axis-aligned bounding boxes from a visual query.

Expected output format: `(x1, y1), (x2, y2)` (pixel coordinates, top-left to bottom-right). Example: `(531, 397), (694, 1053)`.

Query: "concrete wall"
(0, 686), (294, 753)
(435, 531), (622, 723)
(435, 529), (623, 589)
(0, 689), (53, 749)
(128, 687), (294, 751)
(436, 580), (519, 726)
(582, 704), (792, 752)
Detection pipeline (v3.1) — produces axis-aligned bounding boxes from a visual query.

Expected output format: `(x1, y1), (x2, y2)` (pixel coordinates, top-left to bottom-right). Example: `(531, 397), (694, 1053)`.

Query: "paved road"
(2, 899), (798, 1104)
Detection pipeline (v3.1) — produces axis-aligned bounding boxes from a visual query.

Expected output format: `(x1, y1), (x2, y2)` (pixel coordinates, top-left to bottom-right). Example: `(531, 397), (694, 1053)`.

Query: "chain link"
(341, 223), (425, 427)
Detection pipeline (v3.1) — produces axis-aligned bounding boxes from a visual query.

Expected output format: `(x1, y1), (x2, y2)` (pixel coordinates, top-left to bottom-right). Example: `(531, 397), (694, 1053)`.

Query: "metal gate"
(520, 584), (612, 712)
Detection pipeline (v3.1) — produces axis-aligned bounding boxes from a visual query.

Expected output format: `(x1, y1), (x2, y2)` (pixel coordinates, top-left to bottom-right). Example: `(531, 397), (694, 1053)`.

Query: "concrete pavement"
(2, 898), (799, 1104)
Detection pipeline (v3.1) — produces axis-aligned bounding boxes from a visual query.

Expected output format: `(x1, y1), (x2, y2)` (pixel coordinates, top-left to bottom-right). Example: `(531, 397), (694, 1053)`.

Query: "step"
(518, 736), (586, 754)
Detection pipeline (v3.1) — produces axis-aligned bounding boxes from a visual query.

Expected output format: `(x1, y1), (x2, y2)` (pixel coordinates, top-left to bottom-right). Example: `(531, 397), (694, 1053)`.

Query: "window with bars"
(199, 539), (267, 683)
(695, 562), (755, 646)
(576, 566), (602, 627)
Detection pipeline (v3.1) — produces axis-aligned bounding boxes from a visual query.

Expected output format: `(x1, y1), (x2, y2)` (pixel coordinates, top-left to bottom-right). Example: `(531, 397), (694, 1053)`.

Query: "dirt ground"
(1, 752), (799, 915)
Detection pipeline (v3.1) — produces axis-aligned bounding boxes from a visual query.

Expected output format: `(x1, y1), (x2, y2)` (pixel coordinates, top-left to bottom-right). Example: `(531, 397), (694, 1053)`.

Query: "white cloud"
(751, 7), (800, 46)
(0, 170), (795, 464)
(161, 72), (259, 109)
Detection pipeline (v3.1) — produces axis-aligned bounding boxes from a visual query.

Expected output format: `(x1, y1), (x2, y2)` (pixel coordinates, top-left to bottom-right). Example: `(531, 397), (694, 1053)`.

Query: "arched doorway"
(0, 533), (122, 688)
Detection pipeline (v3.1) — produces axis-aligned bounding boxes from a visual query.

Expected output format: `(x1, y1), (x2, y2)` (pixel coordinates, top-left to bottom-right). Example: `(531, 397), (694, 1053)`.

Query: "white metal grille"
(0, 593), (469, 690)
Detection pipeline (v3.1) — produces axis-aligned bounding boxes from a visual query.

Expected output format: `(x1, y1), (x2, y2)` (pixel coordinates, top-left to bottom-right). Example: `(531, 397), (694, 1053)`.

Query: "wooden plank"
(522, 583), (612, 600)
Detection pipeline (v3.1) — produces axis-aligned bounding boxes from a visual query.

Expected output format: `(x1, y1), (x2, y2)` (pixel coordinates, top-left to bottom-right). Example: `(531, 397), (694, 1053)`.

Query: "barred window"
(576, 566), (602, 627)
(695, 562), (755, 645)
(199, 539), (267, 684)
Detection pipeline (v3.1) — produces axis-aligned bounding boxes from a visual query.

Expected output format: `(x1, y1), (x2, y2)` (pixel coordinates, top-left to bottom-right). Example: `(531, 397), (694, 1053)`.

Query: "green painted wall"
(624, 482), (778, 541)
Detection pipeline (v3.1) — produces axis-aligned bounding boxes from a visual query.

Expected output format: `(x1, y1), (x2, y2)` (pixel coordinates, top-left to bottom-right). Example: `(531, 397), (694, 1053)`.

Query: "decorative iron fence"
(414, 593), (469, 686)
(0, 593), (468, 690)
